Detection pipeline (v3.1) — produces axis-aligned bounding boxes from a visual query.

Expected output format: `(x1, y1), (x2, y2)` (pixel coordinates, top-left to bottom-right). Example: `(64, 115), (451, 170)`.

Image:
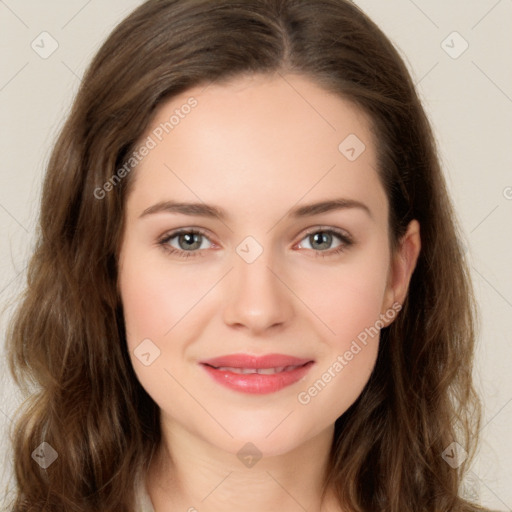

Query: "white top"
(134, 472), (156, 512)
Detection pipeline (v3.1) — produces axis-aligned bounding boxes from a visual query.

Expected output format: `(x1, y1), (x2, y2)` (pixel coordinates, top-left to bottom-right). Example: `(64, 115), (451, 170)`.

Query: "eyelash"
(157, 227), (353, 259)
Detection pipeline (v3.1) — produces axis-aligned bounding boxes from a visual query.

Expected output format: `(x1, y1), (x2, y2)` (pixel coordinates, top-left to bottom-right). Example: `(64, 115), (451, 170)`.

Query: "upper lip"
(200, 353), (314, 369)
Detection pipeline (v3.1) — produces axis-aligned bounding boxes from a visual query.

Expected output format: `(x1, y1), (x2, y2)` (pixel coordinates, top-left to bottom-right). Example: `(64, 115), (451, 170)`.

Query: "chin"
(205, 414), (324, 460)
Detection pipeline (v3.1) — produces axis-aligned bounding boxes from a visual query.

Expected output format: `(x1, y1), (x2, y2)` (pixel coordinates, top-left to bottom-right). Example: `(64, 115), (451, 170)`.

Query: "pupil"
(180, 233), (201, 250)
(312, 232), (331, 250)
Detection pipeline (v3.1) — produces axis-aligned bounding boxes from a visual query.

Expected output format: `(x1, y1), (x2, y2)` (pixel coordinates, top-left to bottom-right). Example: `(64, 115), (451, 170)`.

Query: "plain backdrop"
(0, 1), (511, 510)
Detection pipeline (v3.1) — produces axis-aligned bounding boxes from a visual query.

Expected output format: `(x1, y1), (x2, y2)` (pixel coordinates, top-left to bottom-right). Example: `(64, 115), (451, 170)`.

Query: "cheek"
(120, 272), (170, 345)
(118, 248), (199, 404)
(304, 250), (390, 350)
(119, 249), (202, 345)
(294, 248), (389, 411)
(296, 279), (385, 424)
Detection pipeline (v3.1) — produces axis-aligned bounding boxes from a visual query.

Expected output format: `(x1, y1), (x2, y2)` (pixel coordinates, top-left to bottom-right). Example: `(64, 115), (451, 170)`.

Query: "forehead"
(126, 73), (387, 224)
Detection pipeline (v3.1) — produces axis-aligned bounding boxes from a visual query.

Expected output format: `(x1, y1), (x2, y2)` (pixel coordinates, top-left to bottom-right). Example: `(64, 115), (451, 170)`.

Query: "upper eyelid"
(302, 226), (352, 239)
(159, 227), (214, 243)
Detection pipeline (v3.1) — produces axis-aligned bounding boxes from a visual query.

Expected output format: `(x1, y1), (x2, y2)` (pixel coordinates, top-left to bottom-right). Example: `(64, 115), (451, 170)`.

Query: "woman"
(5, 0), (494, 510)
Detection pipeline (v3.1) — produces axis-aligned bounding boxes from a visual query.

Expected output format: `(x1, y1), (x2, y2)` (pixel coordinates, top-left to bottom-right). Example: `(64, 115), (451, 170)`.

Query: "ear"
(380, 219), (421, 324)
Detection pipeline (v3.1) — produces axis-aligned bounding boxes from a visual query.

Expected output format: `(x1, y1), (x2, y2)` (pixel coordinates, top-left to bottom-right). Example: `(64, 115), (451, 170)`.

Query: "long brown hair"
(4, 1), (489, 510)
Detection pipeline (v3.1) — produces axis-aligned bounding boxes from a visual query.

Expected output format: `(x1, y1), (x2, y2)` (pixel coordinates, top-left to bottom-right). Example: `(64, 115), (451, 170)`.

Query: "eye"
(296, 228), (353, 258)
(158, 228), (213, 258)
(157, 227), (353, 259)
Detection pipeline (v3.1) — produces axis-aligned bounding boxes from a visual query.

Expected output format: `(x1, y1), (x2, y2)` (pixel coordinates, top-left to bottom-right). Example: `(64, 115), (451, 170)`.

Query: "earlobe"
(382, 219), (421, 320)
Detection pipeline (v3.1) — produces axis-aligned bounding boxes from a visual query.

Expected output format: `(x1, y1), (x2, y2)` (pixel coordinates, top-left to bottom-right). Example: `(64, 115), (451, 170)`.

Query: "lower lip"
(200, 362), (314, 394)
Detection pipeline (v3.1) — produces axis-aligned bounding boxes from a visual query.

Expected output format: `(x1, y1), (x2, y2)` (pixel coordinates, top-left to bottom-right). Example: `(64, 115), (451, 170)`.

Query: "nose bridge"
(222, 236), (293, 332)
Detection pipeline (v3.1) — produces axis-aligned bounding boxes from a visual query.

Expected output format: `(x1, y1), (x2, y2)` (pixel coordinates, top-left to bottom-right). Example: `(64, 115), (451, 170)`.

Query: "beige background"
(0, 0), (511, 509)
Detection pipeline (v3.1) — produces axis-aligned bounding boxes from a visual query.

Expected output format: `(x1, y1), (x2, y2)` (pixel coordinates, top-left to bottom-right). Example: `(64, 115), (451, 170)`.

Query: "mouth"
(203, 364), (307, 375)
(199, 353), (315, 394)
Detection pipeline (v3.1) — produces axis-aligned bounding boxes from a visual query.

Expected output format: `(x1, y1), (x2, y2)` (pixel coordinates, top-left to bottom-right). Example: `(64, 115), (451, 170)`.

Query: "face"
(118, 73), (418, 458)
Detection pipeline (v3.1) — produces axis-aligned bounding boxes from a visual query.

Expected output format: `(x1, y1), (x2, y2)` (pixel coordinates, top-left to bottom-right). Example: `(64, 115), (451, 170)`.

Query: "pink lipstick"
(199, 353), (314, 394)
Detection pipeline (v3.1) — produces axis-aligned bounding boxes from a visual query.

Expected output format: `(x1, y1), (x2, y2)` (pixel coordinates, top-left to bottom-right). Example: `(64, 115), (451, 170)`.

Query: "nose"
(222, 247), (294, 335)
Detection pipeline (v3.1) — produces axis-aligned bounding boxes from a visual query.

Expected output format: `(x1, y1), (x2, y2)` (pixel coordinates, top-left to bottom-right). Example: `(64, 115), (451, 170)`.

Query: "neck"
(147, 420), (340, 512)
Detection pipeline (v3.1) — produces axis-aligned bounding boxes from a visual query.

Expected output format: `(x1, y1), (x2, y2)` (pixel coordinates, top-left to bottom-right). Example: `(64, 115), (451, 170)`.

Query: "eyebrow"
(139, 198), (373, 221)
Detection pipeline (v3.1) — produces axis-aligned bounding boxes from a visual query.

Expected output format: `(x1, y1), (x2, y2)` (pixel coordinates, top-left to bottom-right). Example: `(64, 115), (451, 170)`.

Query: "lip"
(199, 353), (315, 394)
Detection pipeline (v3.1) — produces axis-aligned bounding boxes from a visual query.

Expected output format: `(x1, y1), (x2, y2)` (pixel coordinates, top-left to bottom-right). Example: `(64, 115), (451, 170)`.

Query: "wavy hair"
(5, 0), (489, 510)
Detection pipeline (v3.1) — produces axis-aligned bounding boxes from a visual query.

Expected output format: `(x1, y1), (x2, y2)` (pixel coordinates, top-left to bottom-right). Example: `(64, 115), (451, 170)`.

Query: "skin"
(118, 72), (421, 512)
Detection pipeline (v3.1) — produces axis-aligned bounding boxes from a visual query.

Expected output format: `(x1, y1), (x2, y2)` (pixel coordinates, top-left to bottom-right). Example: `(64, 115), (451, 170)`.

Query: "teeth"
(258, 367), (282, 375)
(214, 365), (300, 374)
